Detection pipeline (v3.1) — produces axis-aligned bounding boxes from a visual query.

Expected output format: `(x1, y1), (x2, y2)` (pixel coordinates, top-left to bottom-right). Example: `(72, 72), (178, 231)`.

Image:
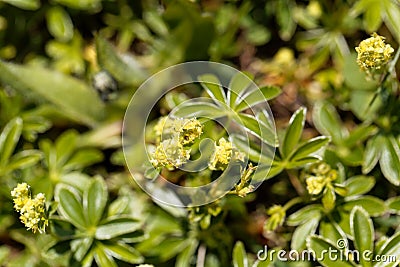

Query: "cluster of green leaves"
(1, 0), (400, 267)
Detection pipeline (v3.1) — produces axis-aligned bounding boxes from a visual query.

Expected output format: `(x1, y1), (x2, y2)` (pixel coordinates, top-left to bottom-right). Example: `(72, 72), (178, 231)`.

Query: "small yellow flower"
(306, 175), (326, 195)
(154, 117), (203, 145)
(355, 33), (394, 73)
(150, 137), (190, 168)
(178, 118), (203, 145)
(11, 183), (30, 211)
(209, 138), (233, 170)
(11, 184), (48, 234)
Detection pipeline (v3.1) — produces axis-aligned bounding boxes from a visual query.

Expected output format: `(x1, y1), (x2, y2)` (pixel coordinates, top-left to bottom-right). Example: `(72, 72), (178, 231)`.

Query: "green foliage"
(0, 0), (400, 266)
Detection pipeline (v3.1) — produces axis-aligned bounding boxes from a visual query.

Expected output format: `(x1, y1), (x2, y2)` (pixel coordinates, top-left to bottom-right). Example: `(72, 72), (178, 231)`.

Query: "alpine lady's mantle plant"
(2, 0), (400, 266)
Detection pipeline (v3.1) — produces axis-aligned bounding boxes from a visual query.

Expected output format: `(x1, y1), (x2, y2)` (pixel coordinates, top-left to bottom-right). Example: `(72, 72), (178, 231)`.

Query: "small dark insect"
(92, 70), (118, 102)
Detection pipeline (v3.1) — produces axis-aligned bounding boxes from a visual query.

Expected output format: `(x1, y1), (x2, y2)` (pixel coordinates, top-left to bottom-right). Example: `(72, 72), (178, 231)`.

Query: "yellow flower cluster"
(305, 162), (337, 195)
(355, 33), (394, 74)
(154, 117), (203, 145)
(11, 183), (48, 234)
(150, 138), (191, 168)
(265, 205), (285, 232)
(306, 176), (326, 195)
(151, 117), (203, 169)
(178, 118), (203, 145)
(209, 138), (245, 170)
(209, 138), (232, 170)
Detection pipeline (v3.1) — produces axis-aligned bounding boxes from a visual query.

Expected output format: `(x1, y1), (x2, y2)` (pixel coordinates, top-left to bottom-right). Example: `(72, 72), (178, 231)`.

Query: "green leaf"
(383, 0), (400, 43)
(46, 6), (73, 42)
(0, 61), (104, 126)
(343, 176), (375, 196)
(386, 197), (400, 215)
(94, 243), (117, 267)
(281, 107), (306, 158)
(291, 217), (319, 251)
(198, 74), (226, 104)
(53, 0), (101, 10)
(276, 0), (296, 41)
(55, 185), (87, 230)
(286, 156), (321, 169)
(6, 150), (42, 172)
(176, 240), (199, 267)
(319, 221), (347, 245)
(96, 218), (141, 240)
(307, 235), (353, 267)
(102, 242), (143, 264)
(233, 241), (248, 267)
(236, 113), (277, 146)
(55, 130), (78, 167)
(71, 237), (93, 262)
(379, 136), (400, 185)
(363, 135), (383, 174)
(63, 149), (103, 171)
(343, 125), (378, 147)
(96, 36), (147, 87)
(235, 85), (281, 112)
(351, 206), (374, 267)
(143, 11), (169, 37)
(313, 102), (345, 144)
(322, 186), (336, 211)
(287, 205), (323, 226)
(231, 134), (274, 165)
(60, 172), (91, 192)
(0, 117), (23, 167)
(290, 136), (330, 161)
(364, 1), (382, 32)
(374, 230), (400, 267)
(2, 0), (39, 10)
(228, 72), (253, 108)
(343, 196), (386, 217)
(172, 101), (226, 119)
(84, 177), (108, 226)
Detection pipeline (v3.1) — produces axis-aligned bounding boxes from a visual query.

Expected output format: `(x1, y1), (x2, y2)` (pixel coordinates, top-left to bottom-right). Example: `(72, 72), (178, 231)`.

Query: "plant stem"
(283, 197), (303, 211)
(196, 244), (206, 267)
(365, 46), (400, 114)
(287, 169), (305, 196)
